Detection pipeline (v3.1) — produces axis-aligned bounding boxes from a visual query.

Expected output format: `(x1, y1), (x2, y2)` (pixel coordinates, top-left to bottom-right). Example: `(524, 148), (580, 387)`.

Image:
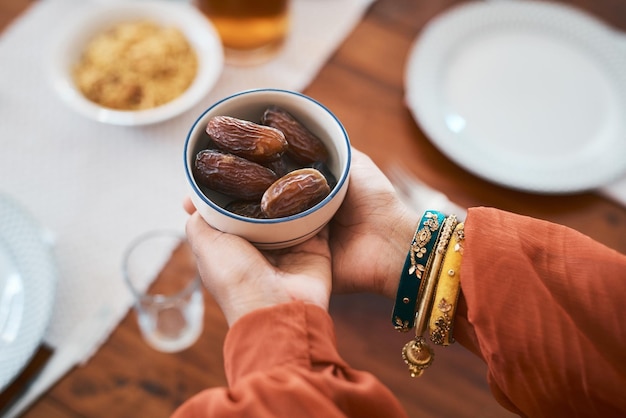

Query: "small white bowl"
(47, 1), (223, 126)
(184, 89), (351, 250)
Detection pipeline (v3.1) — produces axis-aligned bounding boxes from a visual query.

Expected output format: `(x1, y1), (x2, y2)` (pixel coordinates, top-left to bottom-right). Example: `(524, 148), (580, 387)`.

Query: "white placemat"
(0, 0), (373, 415)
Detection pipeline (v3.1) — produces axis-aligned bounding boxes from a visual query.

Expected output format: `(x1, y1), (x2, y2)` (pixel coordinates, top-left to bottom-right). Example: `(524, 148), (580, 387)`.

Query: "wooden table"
(2, 0), (625, 417)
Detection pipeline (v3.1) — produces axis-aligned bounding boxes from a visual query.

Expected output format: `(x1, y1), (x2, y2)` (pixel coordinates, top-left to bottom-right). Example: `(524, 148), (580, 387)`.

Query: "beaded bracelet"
(391, 210), (446, 332)
(429, 222), (464, 346)
(401, 214), (457, 377)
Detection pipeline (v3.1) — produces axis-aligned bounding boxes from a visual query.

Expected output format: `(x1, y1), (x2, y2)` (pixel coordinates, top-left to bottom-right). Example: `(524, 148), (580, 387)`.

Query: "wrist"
(379, 205), (421, 300)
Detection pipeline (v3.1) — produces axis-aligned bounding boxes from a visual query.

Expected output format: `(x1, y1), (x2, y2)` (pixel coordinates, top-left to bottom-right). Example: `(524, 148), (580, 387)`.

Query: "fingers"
(185, 212), (276, 325)
(183, 196), (196, 214)
(185, 212), (263, 285)
(183, 195), (334, 325)
(272, 227), (331, 278)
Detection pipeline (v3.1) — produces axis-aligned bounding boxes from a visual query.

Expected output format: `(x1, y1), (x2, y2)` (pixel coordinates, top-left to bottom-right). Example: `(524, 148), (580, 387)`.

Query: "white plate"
(405, 1), (626, 193)
(0, 195), (57, 392)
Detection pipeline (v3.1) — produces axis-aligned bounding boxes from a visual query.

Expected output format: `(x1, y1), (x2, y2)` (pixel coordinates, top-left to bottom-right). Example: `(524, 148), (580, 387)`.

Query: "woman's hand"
(329, 149), (419, 299)
(184, 200), (332, 327)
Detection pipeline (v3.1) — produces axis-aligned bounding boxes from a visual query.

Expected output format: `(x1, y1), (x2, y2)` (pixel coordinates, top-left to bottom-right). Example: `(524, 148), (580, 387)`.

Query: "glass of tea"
(195, 0), (290, 65)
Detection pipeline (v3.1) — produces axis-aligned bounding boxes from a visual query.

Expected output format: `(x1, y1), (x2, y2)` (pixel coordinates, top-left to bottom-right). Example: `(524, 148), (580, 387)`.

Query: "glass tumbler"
(123, 230), (204, 353)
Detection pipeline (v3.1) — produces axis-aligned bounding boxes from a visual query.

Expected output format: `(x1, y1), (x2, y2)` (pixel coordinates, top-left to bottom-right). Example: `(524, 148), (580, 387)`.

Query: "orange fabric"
(171, 301), (408, 418)
(172, 207), (626, 418)
(460, 207), (626, 417)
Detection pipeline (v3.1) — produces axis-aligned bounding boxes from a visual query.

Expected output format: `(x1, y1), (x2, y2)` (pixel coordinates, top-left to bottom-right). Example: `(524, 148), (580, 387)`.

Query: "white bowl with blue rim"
(184, 89), (351, 250)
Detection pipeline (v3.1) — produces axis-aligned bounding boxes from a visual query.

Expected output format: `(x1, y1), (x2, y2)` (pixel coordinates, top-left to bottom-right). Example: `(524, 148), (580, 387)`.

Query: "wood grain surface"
(2, 0), (625, 417)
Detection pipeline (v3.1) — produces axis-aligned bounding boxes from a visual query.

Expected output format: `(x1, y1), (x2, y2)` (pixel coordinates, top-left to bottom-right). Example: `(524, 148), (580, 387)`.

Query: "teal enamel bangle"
(392, 210), (446, 332)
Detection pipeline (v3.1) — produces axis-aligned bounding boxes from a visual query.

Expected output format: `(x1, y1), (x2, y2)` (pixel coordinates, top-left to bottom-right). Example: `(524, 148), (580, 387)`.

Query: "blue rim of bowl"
(251, 223), (326, 248)
(184, 88), (352, 225)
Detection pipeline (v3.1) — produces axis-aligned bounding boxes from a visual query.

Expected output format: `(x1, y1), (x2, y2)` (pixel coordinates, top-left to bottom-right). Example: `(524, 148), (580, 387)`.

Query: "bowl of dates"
(184, 88), (351, 249)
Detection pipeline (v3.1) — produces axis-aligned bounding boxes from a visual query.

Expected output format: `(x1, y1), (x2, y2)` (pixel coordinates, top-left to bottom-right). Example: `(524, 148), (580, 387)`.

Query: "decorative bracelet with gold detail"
(429, 222), (464, 346)
(391, 210), (446, 333)
(401, 214), (457, 377)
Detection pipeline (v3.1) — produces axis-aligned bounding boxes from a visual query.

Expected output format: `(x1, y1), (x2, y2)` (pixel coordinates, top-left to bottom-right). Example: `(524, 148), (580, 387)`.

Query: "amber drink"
(197, 0), (290, 65)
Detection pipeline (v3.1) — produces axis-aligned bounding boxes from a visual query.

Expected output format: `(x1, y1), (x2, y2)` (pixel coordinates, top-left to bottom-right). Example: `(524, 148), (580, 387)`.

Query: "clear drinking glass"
(122, 230), (204, 353)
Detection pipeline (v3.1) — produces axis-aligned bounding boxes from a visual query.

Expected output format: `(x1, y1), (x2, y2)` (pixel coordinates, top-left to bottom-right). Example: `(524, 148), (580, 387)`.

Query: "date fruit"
(195, 149), (278, 200)
(261, 106), (329, 164)
(263, 153), (295, 178)
(311, 161), (337, 189)
(206, 115), (288, 162)
(261, 168), (330, 218)
(225, 200), (265, 219)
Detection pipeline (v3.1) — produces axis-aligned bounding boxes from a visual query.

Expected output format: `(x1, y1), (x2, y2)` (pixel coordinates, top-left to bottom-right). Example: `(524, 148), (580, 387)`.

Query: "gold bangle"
(413, 214), (457, 335)
(429, 222), (465, 346)
(401, 214), (457, 378)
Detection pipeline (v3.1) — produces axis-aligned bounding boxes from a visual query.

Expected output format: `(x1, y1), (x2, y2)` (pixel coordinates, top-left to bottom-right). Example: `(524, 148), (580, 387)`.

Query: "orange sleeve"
(458, 207), (626, 417)
(171, 301), (408, 418)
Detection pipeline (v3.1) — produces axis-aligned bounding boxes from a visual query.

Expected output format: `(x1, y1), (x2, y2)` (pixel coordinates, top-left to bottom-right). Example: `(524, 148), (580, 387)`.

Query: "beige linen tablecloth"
(0, 0), (374, 415)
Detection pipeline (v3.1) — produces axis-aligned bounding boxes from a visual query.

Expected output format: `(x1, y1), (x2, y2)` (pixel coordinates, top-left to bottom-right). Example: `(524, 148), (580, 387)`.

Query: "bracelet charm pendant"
(401, 336), (434, 378)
